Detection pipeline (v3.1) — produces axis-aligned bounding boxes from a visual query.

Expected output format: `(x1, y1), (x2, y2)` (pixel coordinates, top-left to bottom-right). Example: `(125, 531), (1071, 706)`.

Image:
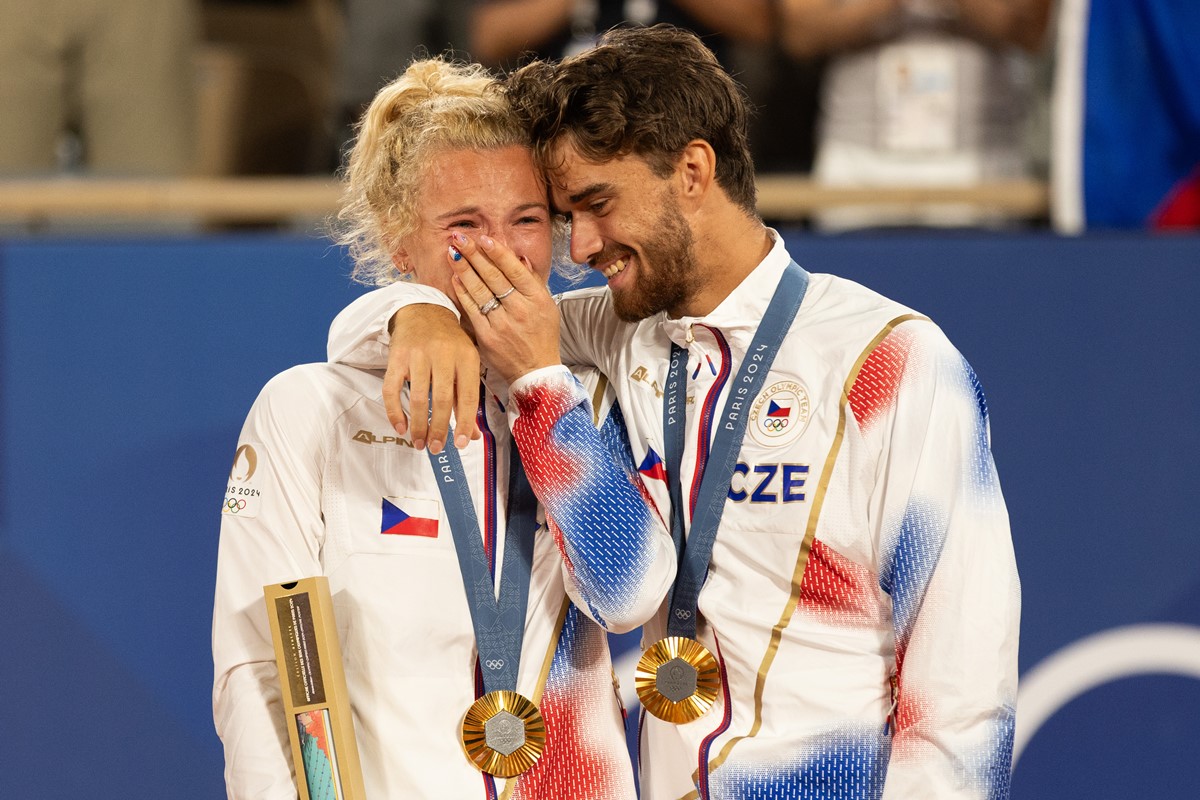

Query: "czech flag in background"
(638, 448), (668, 484)
(381, 497), (439, 538)
(1054, 0), (1200, 230)
(767, 400), (790, 418)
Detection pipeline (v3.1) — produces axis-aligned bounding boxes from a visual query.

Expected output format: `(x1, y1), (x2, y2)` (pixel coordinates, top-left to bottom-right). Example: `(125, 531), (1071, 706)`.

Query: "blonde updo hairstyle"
(336, 58), (530, 287)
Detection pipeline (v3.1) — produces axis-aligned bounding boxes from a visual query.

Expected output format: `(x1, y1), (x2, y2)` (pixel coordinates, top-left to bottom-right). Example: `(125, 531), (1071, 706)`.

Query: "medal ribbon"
(430, 399), (538, 696)
(663, 260), (809, 638)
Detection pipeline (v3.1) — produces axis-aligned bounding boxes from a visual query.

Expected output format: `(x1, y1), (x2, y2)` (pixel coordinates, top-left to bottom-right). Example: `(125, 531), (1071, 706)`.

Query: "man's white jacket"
(327, 234), (1021, 800)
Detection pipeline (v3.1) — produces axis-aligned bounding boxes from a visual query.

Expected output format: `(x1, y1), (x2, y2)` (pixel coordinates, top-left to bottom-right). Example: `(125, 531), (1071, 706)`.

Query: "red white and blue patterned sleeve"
(853, 322), (1021, 800)
(509, 365), (675, 634)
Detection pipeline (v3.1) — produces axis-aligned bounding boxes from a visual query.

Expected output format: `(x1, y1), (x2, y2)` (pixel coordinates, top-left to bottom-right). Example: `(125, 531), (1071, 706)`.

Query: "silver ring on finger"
(495, 286), (515, 301)
(479, 296), (501, 315)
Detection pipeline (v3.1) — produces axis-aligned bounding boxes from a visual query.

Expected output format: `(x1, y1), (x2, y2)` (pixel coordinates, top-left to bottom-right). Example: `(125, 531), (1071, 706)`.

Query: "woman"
(213, 58), (672, 799)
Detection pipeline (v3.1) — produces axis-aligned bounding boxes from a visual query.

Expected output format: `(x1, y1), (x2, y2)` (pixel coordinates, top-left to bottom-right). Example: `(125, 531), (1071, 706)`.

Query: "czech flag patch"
(638, 448), (668, 483)
(381, 497), (440, 538)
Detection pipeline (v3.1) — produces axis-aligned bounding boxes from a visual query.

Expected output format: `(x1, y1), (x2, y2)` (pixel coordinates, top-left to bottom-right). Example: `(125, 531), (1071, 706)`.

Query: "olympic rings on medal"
(484, 659), (506, 670)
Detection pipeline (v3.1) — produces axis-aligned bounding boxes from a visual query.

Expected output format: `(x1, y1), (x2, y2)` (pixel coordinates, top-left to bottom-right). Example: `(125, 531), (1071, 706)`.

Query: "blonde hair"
(335, 58), (528, 286)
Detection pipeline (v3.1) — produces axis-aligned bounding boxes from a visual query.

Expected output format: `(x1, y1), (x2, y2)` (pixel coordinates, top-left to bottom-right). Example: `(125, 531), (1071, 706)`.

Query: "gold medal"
(461, 690), (546, 777)
(635, 636), (721, 723)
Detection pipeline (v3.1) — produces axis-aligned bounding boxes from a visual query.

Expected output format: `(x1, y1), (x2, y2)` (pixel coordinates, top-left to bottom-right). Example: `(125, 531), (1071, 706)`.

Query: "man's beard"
(609, 194), (700, 322)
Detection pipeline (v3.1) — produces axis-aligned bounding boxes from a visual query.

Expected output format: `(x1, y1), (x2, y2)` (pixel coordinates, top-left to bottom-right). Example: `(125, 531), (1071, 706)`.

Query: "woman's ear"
(391, 251), (411, 276)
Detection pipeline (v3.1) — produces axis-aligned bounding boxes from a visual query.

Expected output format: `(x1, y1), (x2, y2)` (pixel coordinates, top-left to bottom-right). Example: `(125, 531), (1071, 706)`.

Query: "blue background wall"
(2, 231), (1198, 797)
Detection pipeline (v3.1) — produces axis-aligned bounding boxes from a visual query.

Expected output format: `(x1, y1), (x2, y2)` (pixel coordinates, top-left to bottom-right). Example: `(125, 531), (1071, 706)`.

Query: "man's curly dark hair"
(504, 24), (758, 215)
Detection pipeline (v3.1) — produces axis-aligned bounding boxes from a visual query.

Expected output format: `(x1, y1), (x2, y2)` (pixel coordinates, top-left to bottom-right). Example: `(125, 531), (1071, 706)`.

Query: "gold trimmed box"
(264, 577), (366, 800)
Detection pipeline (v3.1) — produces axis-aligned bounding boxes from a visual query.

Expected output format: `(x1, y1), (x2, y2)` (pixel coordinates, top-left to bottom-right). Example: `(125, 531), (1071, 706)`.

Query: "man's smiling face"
(548, 141), (701, 322)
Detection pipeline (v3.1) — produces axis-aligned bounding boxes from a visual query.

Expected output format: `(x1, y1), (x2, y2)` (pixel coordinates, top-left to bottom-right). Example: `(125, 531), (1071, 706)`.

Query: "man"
(329, 25), (1019, 799)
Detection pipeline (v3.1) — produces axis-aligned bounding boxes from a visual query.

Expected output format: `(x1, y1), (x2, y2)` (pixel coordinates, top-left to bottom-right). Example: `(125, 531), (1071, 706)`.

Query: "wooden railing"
(755, 176), (1050, 219)
(0, 178), (343, 227)
(0, 176), (1050, 227)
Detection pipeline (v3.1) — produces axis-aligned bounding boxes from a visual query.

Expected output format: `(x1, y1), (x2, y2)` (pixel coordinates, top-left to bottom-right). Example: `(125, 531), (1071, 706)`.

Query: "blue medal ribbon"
(662, 260), (809, 638)
(429, 399), (538, 695)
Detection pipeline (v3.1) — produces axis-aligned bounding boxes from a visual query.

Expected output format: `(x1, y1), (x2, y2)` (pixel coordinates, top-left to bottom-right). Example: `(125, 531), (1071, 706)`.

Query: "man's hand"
(384, 304), (480, 453)
(448, 231), (562, 384)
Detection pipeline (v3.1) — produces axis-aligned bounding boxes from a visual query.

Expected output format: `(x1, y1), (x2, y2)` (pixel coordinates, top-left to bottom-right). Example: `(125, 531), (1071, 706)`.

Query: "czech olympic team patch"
(748, 381), (812, 448)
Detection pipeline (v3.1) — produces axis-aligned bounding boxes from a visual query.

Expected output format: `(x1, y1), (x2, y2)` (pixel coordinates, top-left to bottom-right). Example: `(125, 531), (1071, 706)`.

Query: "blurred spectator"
(782, 0), (1053, 229)
(336, 0), (473, 149)
(468, 1), (773, 71)
(200, 0), (474, 176)
(199, 0), (343, 174)
(0, 0), (198, 176)
(467, 3), (823, 185)
(729, 39), (826, 177)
